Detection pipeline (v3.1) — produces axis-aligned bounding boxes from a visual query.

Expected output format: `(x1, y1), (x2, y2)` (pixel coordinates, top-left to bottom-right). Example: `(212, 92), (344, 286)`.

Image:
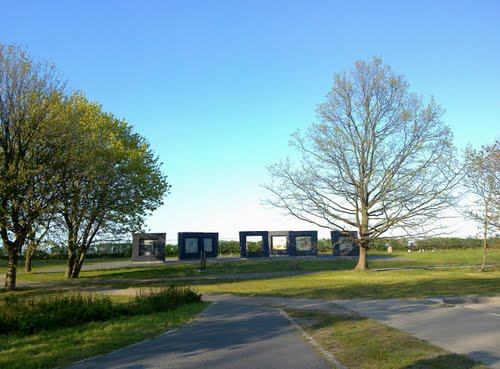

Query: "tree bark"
(480, 206), (488, 272)
(355, 244), (369, 270)
(4, 247), (19, 290)
(66, 248), (76, 278)
(25, 239), (36, 273)
(25, 250), (33, 273)
(71, 250), (87, 278)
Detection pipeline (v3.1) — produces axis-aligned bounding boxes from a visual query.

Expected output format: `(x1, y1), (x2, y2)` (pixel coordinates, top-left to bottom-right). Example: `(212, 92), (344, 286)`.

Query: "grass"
(7, 248), (499, 286)
(0, 257), (130, 273)
(0, 248), (498, 368)
(0, 301), (207, 369)
(12, 258), (358, 284)
(193, 267), (500, 299)
(370, 248), (500, 269)
(287, 309), (488, 369)
(0, 286), (201, 334)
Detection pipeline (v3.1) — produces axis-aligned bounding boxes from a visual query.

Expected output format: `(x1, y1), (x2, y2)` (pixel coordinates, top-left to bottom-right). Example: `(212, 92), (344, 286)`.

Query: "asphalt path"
(66, 295), (332, 369)
(333, 298), (500, 369)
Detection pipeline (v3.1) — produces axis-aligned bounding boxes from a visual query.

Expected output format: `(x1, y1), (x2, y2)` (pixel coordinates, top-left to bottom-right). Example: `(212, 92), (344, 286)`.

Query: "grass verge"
(287, 309), (488, 369)
(0, 301), (207, 369)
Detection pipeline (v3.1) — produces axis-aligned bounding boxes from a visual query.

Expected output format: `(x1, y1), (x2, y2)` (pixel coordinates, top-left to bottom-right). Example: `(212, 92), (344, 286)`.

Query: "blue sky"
(2, 0), (499, 240)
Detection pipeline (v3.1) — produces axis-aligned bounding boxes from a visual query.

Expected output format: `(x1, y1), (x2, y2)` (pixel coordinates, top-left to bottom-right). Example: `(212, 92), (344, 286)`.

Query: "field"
(1, 248), (499, 369)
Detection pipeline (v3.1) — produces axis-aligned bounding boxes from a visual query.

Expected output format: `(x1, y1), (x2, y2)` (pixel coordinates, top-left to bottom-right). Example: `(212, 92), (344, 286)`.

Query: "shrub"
(218, 240), (240, 255)
(165, 243), (178, 257)
(133, 286), (201, 314)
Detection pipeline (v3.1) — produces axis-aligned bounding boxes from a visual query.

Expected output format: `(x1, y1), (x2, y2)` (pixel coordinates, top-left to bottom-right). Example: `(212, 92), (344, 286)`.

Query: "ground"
(0, 249), (499, 369)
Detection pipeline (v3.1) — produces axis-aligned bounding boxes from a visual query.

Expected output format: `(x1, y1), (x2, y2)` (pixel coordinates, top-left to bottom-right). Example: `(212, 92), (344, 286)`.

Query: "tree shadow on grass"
(401, 353), (490, 369)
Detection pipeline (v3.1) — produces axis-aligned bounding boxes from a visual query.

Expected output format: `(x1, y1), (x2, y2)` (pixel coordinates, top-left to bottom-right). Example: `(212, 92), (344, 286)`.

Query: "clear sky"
(2, 0), (499, 240)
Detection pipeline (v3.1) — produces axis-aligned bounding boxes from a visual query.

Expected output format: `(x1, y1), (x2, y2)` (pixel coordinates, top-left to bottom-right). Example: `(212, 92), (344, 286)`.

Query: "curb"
(279, 309), (348, 369)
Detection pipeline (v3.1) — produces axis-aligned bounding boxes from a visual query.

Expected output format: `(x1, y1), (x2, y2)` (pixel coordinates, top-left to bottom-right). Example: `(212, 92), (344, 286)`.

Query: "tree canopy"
(0, 44), (170, 289)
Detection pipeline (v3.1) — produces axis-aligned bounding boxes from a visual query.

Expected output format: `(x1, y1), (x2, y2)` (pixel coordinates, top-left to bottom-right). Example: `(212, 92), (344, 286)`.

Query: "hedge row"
(2, 237), (498, 260)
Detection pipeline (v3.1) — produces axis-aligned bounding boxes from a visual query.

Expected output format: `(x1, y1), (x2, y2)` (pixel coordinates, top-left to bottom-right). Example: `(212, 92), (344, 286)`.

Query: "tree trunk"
(355, 244), (368, 270)
(66, 248), (76, 278)
(355, 204), (370, 271)
(480, 207), (488, 272)
(71, 250), (87, 278)
(25, 250), (33, 273)
(25, 229), (37, 272)
(4, 248), (19, 290)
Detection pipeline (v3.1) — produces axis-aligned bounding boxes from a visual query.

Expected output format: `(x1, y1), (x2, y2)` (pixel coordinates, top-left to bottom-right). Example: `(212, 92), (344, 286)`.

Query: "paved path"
(66, 295), (332, 369)
(332, 298), (500, 369)
(63, 293), (500, 368)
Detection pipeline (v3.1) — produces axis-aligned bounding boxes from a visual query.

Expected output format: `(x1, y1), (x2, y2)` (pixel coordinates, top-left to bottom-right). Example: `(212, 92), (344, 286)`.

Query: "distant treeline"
(2, 237), (499, 260)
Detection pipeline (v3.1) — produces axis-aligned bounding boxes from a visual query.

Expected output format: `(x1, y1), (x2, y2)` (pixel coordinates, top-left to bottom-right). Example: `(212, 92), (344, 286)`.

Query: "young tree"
(265, 58), (461, 270)
(465, 140), (500, 271)
(0, 44), (65, 289)
(57, 93), (170, 278)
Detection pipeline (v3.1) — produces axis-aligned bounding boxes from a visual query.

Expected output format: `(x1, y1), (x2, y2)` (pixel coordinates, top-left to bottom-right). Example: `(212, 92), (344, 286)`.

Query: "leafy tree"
(265, 58), (461, 270)
(0, 44), (65, 290)
(56, 93), (170, 278)
(465, 140), (500, 271)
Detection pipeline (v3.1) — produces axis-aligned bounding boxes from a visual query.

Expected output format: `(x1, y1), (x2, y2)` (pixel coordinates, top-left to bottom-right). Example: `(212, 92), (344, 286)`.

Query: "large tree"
(0, 44), (65, 289)
(56, 93), (170, 278)
(265, 58), (460, 270)
(464, 140), (500, 271)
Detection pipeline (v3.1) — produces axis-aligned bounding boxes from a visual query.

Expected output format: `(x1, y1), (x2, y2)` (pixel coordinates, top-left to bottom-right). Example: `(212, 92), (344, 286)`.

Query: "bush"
(415, 237), (500, 250)
(133, 286), (201, 314)
(0, 286), (201, 335)
(218, 240), (240, 255)
(165, 243), (178, 257)
(318, 239), (332, 253)
(367, 237), (500, 251)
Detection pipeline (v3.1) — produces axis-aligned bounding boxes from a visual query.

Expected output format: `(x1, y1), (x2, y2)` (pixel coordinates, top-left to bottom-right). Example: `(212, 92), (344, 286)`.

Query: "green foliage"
(87, 242), (133, 257)
(218, 240), (240, 255)
(0, 286), (201, 335)
(367, 237), (500, 251)
(246, 241), (263, 253)
(416, 237), (500, 250)
(317, 238), (332, 253)
(133, 286), (201, 314)
(165, 243), (178, 257)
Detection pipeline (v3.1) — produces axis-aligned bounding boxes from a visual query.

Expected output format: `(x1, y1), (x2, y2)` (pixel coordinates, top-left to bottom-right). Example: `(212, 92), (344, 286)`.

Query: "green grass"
(2, 248), (497, 286)
(0, 301), (207, 369)
(0, 286), (201, 334)
(193, 267), (500, 299)
(287, 309), (488, 369)
(13, 258), (358, 284)
(0, 257), (130, 273)
(370, 248), (500, 269)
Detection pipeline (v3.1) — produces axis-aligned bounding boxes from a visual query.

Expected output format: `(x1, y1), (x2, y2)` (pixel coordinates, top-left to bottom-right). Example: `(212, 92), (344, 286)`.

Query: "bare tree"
(265, 58), (461, 270)
(464, 140), (500, 271)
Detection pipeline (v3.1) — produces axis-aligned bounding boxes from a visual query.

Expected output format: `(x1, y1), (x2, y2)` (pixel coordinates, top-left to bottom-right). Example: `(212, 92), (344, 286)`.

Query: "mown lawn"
(193, 267), (500, 299)
(5, 248), (499, 286)
(12, 258), (358, 284)
(287, 309), (488, 369)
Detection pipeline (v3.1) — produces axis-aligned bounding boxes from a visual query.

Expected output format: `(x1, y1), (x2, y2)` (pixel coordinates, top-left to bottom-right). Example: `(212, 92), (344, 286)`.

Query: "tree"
(0, 44), (65, 290)
(464, 140), (500, 271)
(265, 58), (460, 270)
(56, 93), (170, 278)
